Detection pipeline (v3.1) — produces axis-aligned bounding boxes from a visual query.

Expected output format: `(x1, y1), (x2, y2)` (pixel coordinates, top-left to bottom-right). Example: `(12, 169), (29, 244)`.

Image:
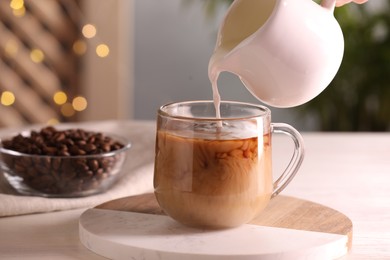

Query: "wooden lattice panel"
(0, 0), (80, 127)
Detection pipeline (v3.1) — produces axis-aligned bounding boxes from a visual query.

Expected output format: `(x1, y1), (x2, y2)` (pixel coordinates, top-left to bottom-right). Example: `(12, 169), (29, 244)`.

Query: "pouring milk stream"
(209, 0), (344, 120)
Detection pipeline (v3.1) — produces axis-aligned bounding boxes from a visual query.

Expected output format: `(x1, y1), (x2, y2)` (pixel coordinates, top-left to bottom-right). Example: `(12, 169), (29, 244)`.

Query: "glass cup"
(154, 100), (304, 229)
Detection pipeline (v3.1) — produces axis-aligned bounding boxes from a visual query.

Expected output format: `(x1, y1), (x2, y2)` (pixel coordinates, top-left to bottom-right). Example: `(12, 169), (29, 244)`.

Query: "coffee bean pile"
(0, 126), (128, 196)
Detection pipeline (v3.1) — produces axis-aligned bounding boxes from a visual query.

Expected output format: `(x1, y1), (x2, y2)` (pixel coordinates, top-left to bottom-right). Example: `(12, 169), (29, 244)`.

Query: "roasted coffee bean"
(88, 159), (99, 171)
(59, 150), (70, 156)
(52, 158), (62, 170)
(53, 132), (66, 142)
(0, 127), (126, 195)
(100, 143), (111, 153)
(42, 157), (51, 169)
(84, 144), (97, 153)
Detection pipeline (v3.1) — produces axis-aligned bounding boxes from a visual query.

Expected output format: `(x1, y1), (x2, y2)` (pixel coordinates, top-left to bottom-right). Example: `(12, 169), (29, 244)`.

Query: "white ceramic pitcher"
(209, 0), (344, 108)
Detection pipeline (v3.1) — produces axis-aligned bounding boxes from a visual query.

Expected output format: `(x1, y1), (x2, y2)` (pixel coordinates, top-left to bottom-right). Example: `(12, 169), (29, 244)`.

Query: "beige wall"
(80, 0), (133, 121)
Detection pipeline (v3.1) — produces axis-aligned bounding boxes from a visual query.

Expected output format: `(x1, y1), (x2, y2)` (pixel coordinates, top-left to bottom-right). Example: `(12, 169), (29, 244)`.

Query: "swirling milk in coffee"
(154, 2), (275, 228)
(154, 121), (272, 228)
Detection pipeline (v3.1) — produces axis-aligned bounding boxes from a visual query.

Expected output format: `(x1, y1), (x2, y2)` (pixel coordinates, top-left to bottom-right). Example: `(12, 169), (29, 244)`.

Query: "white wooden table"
(0, 121), (389, 259)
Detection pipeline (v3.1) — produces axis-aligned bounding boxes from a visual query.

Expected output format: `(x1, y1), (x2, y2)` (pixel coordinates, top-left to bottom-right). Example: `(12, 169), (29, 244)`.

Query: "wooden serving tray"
(79, 193), (352, 259)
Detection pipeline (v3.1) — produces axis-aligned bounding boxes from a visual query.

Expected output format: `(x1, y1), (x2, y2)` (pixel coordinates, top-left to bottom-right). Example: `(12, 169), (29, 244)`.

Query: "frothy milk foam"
(172, 120), (260, 140)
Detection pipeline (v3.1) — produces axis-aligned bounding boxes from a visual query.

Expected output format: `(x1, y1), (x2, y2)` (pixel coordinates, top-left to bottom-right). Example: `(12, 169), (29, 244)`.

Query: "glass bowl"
(0, 128), (131, 198)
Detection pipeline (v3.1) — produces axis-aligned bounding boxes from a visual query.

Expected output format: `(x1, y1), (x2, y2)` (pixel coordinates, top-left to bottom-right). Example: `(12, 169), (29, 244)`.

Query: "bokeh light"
(9, 0), (24, 10)
(82, 24), (97, 39)
(61, 103), (75, 117)
(30, 49), (45, 63)
(1, 91), (16, 106)
(96, 44), (110, 58)
(73, 39), (87, 55)
(47, 118), (60, 125)
(72, 96), (88, 111)
(53, 91), (67, 105)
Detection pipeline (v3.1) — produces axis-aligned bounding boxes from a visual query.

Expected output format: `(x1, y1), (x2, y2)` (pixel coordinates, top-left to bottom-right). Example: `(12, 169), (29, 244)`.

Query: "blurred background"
(0, 0), (132, 126)
(1, 0), (389, 131)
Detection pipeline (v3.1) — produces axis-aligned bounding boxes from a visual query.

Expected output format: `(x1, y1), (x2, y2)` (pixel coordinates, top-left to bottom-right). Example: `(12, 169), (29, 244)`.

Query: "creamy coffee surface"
(166, 120), (261, 140)
(154, 129), (272, 228)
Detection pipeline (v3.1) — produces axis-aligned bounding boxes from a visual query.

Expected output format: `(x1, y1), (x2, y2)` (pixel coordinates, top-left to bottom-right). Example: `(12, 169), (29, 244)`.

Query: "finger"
(336, 0), (368, 7)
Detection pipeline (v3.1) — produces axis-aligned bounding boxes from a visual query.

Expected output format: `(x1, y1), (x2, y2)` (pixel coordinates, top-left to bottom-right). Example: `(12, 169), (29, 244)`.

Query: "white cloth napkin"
(0, 120), (156, 217)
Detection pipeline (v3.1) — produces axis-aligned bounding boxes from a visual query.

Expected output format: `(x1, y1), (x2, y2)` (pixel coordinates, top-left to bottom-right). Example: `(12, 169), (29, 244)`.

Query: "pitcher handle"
(271, 123), (305, 198)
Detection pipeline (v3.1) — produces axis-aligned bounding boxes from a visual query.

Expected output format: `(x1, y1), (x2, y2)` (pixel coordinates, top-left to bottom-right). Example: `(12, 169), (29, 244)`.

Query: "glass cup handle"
(271, 123), (305, 198)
